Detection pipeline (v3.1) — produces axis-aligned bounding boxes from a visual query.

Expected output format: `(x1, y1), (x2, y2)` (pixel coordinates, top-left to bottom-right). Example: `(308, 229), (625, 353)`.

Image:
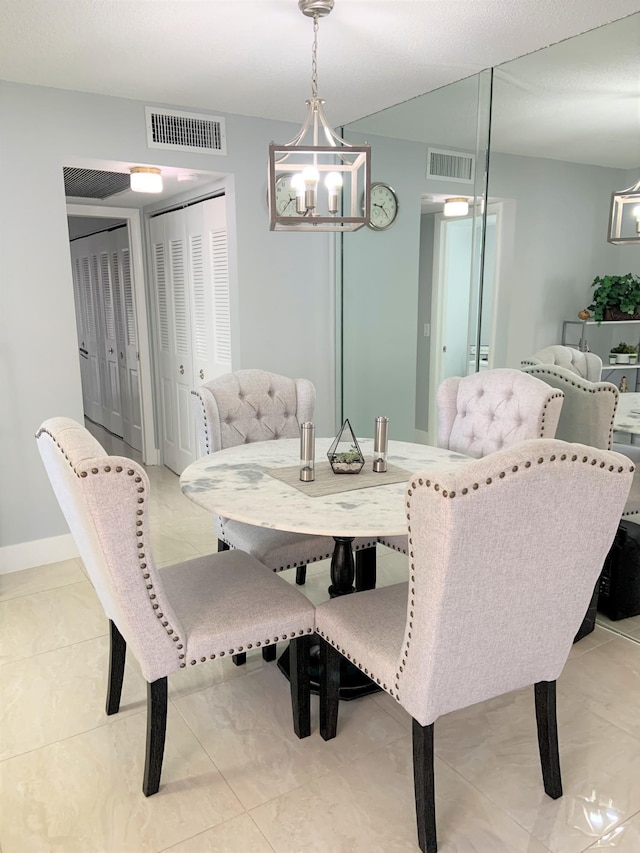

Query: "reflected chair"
(521, 345), (603, 382)
(36, 417), (314, 796)
(317, 439), (633, 853)
(192, 370), (378, 625)
(379, 368), (564, 555)
(521, 349), (640, 463)
(522, 363), (640, 518)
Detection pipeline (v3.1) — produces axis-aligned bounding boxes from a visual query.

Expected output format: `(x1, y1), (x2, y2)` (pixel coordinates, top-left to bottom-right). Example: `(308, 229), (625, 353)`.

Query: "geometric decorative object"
(267, 0), (371, 232)
(327, 418), (365, 473)
(607, 179), (640, 245)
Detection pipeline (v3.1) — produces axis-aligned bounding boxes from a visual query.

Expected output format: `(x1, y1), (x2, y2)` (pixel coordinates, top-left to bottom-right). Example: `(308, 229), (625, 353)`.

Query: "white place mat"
(265, 460), (410, 497)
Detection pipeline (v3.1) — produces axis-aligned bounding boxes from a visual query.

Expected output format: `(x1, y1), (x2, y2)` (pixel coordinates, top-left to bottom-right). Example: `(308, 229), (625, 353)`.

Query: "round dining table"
(180, 436), (471, 697)
(180, 436), (470, 595)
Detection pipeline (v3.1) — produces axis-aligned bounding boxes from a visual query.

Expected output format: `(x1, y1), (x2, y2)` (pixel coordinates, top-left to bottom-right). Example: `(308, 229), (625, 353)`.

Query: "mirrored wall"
(340, 13), (640, 639)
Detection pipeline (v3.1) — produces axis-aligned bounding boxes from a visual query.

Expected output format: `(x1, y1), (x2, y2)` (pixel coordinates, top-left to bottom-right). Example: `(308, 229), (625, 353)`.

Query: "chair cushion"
(316, 583), (408, 692)
(160, 550), (315, 666)
(218, 516), (376, 571)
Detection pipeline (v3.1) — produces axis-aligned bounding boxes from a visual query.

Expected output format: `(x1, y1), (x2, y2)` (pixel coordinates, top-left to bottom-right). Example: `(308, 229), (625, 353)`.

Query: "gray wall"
(487, 152), (640, 367)
(0, 81), (334, 551)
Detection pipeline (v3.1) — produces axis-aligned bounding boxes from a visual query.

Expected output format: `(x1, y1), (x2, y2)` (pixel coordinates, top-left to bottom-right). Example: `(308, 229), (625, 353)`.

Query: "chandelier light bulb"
(325, 171), (343, 213)
(302, 166), (320, 186)
(301, 166), (319, 213)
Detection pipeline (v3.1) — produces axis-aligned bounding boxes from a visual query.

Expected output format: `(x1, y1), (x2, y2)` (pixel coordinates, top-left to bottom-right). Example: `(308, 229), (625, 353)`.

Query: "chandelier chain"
(311, 13), (319, 99)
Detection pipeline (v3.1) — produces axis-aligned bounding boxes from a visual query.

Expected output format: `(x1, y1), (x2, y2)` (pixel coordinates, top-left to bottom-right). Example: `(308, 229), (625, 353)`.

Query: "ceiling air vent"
(145, 107), (227, 155)
(63, 167), (130, 199)
(427, 147), (475, 184)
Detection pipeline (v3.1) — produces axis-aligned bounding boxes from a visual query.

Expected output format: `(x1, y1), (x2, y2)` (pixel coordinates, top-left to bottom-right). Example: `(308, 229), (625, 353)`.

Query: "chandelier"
(267, 0), (371, 232)
(608, 179), (640, 245)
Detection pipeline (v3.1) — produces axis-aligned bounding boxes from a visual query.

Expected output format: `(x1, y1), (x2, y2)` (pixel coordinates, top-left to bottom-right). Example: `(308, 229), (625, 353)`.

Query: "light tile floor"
(1, 423), (639, 852)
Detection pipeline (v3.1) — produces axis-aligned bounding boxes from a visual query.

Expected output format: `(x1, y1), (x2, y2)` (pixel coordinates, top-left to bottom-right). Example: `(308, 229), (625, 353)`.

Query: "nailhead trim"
(391, 447), (635, 701)
(191, 390), (212, 454)
(186, 626), (314, 665)
(524, 366), (618, 448)
(35, 427), (184, 668)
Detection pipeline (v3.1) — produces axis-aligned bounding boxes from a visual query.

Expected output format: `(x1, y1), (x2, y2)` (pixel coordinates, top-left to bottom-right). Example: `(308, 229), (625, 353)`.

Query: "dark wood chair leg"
(143, 677), (168, 797)
(232, 652), (247, 666)
(262, 644), (277, 662)
(319, 640), (341, 740)
(217, 539), (230, 552)
(296, 565), (307, 585)
(355, 545), (376, 591)
(412, 719), (437, 853)
(289, 635), (311, 738)
(534, 680), (562, 799)
(106, 619), (127, 716)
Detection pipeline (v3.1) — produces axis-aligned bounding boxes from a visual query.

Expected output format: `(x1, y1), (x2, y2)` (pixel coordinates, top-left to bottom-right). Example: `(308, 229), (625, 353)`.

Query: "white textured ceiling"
(349, 13), (640, 169)
(1, 0), (639, 128)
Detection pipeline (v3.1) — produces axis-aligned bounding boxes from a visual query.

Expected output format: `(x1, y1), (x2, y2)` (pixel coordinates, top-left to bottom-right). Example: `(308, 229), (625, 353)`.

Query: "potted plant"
(609, 342), (638, 364)
(587, 273), (640, 323)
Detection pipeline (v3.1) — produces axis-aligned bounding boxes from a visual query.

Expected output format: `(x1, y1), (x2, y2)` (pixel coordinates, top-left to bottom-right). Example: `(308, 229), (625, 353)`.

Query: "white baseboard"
(0, 535), (79, 574)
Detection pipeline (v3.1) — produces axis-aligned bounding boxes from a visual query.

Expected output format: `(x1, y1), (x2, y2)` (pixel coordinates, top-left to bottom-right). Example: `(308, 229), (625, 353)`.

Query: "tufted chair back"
(521, 365), (618, 450)
(36, 418), (184, 683)
(192, 369), (316, 456)
(521, 345), (603, 382)
(437, 368), (564, 458)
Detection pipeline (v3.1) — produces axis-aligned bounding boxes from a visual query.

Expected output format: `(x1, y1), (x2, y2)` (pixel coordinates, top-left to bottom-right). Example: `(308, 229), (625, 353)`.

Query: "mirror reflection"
(341, 13), (640, 640)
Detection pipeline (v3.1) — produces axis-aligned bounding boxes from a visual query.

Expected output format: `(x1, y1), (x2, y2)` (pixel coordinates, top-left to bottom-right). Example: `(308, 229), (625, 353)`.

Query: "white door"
(97, 248), (123, 436)
(79, 250), (102, 424)
(150, 196), (231, 474)
(429, 206), (501, 440)
(112, 228), (143, 451)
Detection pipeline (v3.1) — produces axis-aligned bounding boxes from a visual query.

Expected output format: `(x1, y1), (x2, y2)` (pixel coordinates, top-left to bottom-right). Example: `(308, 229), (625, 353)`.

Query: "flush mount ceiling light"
(608, 179), (640, 245)
(267, 0), (371, 232)
(443, 197), (469, 217)
(130, 166), (163, 193)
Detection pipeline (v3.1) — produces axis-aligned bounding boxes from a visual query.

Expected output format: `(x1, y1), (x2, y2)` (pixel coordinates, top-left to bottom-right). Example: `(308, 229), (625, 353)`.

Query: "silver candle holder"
(299, 422), (315, 481)
(373, 416), (389, 472)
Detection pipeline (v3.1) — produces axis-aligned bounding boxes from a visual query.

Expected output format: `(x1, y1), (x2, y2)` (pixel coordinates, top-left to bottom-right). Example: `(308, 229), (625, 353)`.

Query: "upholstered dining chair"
(543, 366), (640, 515)
(378, 367), (564, 555)
(521, 344), (603, 382)
(36, 417), (314, 796)
(192, 369), (378, 614)
(317, 438), (633, 853)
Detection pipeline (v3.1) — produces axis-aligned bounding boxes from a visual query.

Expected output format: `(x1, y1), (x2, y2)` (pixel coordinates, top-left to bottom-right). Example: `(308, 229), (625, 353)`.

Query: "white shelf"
(564, 319), (640, 326)
(603, 364), (640, 370)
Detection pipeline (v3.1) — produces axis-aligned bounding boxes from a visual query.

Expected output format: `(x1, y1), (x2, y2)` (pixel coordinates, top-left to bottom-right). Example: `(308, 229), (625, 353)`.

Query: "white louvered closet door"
(150, 196), (231, 474)
(151, 208), (196, 474)
(112, 228), (143, 451)
(98, 246), (123, 436)
(77, 249), (102, 424)
(189, 196), (232, 387)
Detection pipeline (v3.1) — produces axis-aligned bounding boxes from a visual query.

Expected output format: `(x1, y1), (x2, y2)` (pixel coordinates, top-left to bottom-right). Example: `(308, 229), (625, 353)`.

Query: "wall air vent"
(145, 107), (227, 155)
(427, 147), (475, 184)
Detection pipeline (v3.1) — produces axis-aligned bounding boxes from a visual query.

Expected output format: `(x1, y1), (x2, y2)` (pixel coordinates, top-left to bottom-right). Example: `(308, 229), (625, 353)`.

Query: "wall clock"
(273, 173), (303, 217)
(365, 182), (399, 230)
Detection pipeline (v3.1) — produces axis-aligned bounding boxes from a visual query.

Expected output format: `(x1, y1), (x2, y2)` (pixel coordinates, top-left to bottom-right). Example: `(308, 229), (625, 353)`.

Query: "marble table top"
(613, 392), (640, 436)
(180, 438), (470, 538)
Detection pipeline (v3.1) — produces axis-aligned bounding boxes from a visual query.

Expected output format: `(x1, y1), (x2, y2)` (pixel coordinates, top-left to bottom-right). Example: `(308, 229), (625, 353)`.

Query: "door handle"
(199, 369), (204, 380)
(120, 352), (124, 359)
(108, 347), (114, 354)
(179, 365), (185, 375)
